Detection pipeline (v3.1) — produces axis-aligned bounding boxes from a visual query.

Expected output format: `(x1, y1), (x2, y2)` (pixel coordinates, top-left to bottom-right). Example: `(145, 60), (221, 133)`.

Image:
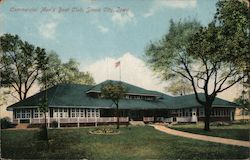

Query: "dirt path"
(152, 124), (250, 148)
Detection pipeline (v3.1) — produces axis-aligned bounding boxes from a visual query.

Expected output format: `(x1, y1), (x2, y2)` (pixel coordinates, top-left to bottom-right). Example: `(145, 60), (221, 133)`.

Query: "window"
(34, 110), (39, 118)
(80, 109), (85, 117)
(16, 113), (20, 118)
(96, 109), (100, 117)
(21, 113), (25, 118)
(91, 109), (95, 117)
(87, 109), (91, 117)
(64, 108), (67, 112)
(199, 108), (204, 117)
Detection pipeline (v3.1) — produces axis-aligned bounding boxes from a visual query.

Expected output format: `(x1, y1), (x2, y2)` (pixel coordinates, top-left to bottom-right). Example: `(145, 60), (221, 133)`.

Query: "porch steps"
(15, 123), (29, 129)
(129, 121), (145, 126)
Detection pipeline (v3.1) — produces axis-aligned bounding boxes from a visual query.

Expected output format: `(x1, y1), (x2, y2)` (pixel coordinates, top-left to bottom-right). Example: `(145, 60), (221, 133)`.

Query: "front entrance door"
(129, 110), (143, 121)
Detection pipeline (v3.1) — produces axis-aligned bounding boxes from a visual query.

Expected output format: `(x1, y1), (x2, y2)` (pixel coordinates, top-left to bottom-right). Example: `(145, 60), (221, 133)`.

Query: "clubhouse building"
(7, 80), (237, 127)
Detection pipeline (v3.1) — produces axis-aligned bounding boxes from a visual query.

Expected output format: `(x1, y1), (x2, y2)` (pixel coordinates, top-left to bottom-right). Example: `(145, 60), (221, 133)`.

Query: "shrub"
(1, 117), (13, 129)
(210, 121), (231, 126)
(51, 121), (58, 128)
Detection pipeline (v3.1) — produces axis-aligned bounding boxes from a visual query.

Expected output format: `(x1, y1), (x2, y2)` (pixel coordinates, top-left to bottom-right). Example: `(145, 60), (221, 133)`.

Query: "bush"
(1, 117), (13, 129)
(51, 121), (58, 128)
(89, 128), (120, 135)
(210, 121), (231, 126)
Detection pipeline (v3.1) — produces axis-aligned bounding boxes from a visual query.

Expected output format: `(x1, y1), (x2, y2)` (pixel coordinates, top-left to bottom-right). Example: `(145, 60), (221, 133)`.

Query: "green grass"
(1, 126), (249, 159)
(171, 122), (250, 141)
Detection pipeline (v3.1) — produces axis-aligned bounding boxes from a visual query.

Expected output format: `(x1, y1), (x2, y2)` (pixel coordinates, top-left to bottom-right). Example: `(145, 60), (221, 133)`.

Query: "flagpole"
(106, 58), (109, 80)
(119, 62), (121, 82)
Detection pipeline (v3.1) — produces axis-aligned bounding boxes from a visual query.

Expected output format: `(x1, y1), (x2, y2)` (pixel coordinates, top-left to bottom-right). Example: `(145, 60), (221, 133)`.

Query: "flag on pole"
(115, 61), (120, 68)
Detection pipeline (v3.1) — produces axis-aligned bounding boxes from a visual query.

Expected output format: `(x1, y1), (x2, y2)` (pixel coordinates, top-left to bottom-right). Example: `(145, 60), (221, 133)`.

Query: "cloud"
(38, 22), (57, 40)
(111, 10), (135, 27)
(83, 52), (167, 92)
(144, 0), (197, 17)
(97, 25), (109, 33)
(38, 13), (63, 40)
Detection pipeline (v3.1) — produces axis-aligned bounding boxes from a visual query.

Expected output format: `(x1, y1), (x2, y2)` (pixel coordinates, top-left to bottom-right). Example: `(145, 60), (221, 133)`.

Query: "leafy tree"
(146, 0), (249, 131)
(146, 15), (247, 130)
(39, 53), (95, 89)
(165, 78), (193, 96)
(101, 82), (127, 129)
(0, 34), (47, 100)
(214, 0), (250, 107)
(234, 89), (249, 122)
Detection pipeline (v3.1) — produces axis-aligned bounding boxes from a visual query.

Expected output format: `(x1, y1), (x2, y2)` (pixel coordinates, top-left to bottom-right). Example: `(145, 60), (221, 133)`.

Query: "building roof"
(86, 80), (161, 97)
(173, 93), (237, 109)
(7, 80), (237, 111)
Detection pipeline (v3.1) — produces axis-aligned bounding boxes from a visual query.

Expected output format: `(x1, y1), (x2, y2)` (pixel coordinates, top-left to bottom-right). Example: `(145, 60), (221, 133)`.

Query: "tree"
(146, 17), (247, 130)
(0, 34), (47, 100)
(101, 82), (127, 129)
(39, 53), (95, 89)
(234, 89), (249, 123)
(165, 78), (193, 96)
(39, 96), (49, 141)
(38, 58), (49, 147)
(214, 0), (250, 108)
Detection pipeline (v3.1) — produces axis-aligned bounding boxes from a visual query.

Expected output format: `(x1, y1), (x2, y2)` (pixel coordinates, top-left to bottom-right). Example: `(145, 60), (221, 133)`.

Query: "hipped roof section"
(7, 80), (237, 110)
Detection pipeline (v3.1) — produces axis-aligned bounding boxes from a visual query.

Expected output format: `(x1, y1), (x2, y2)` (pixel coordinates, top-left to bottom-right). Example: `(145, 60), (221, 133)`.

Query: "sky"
(1, 0), (244, 118)
(0, 0), (218, 66)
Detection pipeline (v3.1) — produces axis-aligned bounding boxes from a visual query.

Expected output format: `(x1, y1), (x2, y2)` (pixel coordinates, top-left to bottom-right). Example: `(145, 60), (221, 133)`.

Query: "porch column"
(77, 116), (79, 128)
(58, 116), (60, 128)
(95, 109), (97, 127)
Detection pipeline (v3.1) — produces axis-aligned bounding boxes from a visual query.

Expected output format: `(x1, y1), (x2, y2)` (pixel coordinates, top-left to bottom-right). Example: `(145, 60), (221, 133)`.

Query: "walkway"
(152, 124), (250, 148)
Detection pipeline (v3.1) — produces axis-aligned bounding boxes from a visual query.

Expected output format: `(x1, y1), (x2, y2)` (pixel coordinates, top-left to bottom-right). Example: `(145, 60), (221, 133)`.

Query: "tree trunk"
(116, 104), (120, 129)
(204, 104), (211, 131)
(44, 113), (48, 140)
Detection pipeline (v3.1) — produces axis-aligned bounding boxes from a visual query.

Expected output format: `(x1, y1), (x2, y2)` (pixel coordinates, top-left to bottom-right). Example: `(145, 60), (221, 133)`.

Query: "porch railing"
(143, 117), (154, 122)
(13, 117), (129, 124)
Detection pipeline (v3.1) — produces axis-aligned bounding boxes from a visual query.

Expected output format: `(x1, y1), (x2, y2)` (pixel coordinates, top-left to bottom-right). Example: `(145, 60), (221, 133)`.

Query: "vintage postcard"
(0, 0), (249, 159)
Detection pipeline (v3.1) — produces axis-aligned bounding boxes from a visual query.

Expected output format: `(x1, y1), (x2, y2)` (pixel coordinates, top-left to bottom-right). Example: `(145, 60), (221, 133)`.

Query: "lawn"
(1, 126), (249, 159)
(171, 122), (249, 141)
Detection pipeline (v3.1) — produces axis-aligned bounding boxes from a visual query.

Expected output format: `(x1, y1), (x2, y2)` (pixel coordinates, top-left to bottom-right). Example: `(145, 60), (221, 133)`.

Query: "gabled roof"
(7, 81), (237, 111)
(86, 80), (161, 97)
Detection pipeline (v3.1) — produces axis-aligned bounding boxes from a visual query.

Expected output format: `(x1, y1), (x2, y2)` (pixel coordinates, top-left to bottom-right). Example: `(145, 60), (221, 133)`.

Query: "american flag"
(115, 61), (120, 68)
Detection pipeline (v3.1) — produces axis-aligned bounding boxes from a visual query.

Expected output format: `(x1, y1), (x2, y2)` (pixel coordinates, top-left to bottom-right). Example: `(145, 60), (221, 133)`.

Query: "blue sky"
(0, 0), (218, 67)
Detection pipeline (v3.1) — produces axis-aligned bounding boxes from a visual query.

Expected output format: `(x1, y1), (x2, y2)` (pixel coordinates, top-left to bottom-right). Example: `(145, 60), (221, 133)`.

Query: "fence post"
(95, 117), (97, 127)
